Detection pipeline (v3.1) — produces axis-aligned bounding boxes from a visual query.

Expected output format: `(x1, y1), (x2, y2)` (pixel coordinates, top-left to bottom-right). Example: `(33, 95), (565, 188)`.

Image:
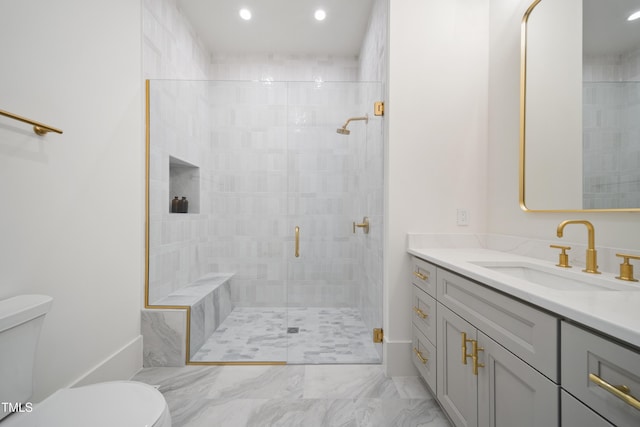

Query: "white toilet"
(0, 295), (171, 426)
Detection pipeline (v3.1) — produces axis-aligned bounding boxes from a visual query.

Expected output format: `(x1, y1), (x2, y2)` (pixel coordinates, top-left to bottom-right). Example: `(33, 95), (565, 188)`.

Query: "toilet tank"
(0, 295), (53, 421)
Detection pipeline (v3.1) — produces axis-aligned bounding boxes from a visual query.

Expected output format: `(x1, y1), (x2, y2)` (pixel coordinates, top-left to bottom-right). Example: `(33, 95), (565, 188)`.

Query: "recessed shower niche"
(169, 156), (199, 214)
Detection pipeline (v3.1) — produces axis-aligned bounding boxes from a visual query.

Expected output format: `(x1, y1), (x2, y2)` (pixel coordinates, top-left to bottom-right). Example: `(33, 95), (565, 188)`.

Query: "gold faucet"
(556, 220), (600, 274)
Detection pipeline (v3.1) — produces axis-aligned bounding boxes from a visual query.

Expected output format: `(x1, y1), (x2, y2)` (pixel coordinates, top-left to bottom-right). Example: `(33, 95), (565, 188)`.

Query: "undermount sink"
(470, 261), (640, 292)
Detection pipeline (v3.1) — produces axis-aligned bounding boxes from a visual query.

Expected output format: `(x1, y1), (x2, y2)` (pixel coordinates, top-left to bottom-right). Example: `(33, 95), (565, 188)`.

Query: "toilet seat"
(1, 381), (171, 427)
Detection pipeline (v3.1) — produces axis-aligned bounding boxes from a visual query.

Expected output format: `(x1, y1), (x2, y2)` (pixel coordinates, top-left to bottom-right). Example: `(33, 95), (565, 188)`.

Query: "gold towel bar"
(0, 108), (63, 135)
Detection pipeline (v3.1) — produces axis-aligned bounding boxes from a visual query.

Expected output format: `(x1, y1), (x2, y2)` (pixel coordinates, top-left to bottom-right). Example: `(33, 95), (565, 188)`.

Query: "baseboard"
(383, 338), (419, 377)
(71, 335), (143, 387)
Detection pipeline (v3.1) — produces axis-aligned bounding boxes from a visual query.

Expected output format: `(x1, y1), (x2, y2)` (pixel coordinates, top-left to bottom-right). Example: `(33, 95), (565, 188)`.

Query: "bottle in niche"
(178, 196), (188, 213)
(171, 196), (179, 213)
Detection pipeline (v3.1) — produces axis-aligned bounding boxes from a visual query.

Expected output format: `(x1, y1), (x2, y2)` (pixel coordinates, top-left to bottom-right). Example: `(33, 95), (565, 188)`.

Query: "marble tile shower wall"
(144, 0), (387, 322)
(209, 53), (359, 82)
(142, 0), (210, 80)
(208, 81), (370, 308)
(148, 81), (212, 303)
(583, 50), (640, 209)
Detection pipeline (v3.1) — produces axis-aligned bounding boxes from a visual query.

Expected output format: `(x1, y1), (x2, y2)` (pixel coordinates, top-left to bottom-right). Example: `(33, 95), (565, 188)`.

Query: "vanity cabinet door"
(437, 303), (478, 427)
(477, 331), (559, 427)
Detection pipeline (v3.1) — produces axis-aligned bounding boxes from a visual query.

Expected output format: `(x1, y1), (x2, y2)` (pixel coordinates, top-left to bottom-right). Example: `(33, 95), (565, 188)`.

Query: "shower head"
(336, 114), (368, 136)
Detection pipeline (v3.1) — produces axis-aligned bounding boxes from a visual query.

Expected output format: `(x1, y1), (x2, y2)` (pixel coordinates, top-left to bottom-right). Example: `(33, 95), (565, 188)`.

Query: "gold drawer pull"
(413, 306), (428, 319)
(589, 373), (640, 410)
(413, 347), (427, 364)
(413, 271), (428, 281)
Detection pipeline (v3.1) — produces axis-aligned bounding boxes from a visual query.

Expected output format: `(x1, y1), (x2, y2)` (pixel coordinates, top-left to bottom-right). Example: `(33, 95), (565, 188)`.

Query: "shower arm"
(340, 115), (369, 129)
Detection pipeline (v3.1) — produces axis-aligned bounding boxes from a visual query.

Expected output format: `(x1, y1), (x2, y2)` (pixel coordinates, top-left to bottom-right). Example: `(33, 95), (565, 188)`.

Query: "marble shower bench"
(142, 273), (234, 367)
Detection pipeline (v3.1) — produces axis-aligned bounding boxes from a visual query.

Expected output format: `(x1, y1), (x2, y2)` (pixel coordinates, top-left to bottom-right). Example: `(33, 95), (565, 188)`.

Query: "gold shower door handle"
(295, 226), (300, 257)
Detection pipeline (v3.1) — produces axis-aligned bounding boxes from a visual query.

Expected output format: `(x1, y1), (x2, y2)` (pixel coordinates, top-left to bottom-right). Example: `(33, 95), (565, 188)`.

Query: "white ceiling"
(176, 0), (375, 56)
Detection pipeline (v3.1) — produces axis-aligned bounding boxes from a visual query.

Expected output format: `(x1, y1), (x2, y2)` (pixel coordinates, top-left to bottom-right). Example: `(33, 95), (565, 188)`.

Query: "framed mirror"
(520, 0), (640, 211)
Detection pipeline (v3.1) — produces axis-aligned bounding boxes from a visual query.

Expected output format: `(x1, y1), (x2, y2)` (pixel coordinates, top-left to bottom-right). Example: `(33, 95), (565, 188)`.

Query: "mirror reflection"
(521, 0), (640, 211)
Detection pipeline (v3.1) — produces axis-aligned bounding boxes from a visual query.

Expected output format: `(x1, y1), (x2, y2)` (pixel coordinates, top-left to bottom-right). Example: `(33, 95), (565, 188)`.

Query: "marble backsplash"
(407, 233), (640, 276)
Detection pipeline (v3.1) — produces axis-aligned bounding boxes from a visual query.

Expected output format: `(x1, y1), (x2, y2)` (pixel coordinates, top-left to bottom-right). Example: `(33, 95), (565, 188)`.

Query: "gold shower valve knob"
(616, 253), (640, 282)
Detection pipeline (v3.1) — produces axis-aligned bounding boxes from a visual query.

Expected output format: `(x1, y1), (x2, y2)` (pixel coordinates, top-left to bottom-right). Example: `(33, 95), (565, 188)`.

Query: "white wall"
(386, 0), (489, 375)
(488, 0), (640, 250)
(0, 0), (143, 400)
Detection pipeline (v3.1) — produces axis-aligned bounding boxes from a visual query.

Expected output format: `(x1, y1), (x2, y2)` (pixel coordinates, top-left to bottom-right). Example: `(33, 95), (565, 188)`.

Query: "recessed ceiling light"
(314, 9), (326, 21)
(239, 8), (252, 20)
(628, 10), (640, 21)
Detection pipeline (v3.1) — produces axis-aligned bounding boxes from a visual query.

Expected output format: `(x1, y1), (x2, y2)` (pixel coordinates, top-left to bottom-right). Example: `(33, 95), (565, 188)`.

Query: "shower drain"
(287, 327), (299, 334)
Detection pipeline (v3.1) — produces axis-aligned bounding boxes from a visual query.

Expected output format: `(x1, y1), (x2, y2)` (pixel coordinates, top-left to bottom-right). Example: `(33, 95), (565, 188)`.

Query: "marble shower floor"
(133, 364), (452, 427)
(191, 307), (381, 364)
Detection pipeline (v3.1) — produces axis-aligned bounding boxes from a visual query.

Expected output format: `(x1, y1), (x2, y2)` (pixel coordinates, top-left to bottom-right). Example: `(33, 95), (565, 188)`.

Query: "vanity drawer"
(437, 268), (558, 381)
(561, 390), (614, 427)
(411, 257), (437, 297)
(412, 285), (436, 345)
(412, 324), (436, 393)
(561, 321), (640, 427)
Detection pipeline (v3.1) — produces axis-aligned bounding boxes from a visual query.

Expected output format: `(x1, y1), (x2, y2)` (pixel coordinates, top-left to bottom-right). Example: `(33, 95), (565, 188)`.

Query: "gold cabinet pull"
(413, 271), (428, 281)
(413, 306), (427, 319)
(589, 373), (640, 410)
(461, 332), (473, 365)
(295, 226), (300, 258)
(471, 340), (485, 375)
(413, 347), (427, 364)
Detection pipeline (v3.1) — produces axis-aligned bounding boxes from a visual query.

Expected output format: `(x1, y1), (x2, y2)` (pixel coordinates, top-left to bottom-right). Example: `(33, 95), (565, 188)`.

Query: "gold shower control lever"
(353, 217), (370, 234)
(295, 226), (300, 258)
(615, 253), (640, 282)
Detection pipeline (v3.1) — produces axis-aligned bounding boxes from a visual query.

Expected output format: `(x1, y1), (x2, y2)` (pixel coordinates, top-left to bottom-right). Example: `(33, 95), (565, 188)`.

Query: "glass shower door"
(285, 81), (383, 364)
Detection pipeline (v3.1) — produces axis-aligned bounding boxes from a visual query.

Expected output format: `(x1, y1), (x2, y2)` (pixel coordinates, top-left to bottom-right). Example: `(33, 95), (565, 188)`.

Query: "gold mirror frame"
(519, 0), (640, 212)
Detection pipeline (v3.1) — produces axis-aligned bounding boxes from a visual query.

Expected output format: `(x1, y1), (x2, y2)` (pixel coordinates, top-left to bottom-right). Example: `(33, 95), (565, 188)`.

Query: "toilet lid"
(2, 381), (169, 427)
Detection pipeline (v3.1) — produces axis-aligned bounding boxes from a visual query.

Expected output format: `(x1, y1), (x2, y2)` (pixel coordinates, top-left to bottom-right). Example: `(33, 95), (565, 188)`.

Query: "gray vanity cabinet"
(411, 256), (560, 427)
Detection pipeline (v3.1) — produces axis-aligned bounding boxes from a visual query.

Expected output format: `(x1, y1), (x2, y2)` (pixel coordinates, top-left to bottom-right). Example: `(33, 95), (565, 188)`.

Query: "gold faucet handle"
(615, 253), (640, 282)
(550, 245), (572, 268)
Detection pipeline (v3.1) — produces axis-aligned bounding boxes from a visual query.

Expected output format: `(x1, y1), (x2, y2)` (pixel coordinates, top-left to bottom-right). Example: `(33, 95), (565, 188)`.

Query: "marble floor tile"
(132, 365), (452, 427)
(303, 365), (400, 399)
(191, 307), (381, 364)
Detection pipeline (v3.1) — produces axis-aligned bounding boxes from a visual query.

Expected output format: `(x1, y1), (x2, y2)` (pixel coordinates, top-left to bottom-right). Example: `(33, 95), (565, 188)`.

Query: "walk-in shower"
(145, 79), (383, 366)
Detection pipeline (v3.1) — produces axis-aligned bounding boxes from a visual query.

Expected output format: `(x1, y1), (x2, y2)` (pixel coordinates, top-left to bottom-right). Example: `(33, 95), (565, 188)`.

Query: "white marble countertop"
(408, 247), (640, 349)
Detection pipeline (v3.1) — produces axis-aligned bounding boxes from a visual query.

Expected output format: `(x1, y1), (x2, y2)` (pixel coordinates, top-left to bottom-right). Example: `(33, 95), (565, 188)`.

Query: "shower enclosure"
(146, 79), (383, 364)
